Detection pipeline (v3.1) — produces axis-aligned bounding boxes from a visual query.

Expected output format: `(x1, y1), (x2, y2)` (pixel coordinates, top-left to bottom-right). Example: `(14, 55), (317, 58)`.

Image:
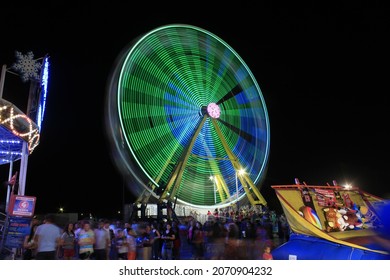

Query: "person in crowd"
(123, 222), (131, 236)
(108, 224), (117, 260)
(93, 219), (111, 260)
(262, 244), (273, 260)
(135, 222), (153, 260)
(78, 220), (95, 260)
(205, 218), (226, 260)
(192, 221), (204, 259)
(102, 219), (112, 259)
(73, 220), (83, 259)
(240, 219), (256, 259)
(172, 221), (181, 260)
(150, 222), (161, 260)
(33, 214), (62, 260)
(224, 221), (239, 259)
(60, 222), (76, 260)
(126, 227), (137, 260)
(161, 222), (175, 260)
(186, 219), (196, 257)
(115, 228), (129, 260)
(278, 213), (290, 241)
(113, 220), (123, 236)
(22, 223), (38, 260)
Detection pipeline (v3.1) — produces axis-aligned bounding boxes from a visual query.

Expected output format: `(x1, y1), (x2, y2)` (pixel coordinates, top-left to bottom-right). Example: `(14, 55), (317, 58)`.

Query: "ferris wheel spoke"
(217, 118), (253, 143)
(215, 84), (243, 105)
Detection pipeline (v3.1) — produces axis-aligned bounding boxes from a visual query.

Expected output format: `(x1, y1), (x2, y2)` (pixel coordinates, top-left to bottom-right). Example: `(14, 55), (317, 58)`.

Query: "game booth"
(271, 182), (390, 260)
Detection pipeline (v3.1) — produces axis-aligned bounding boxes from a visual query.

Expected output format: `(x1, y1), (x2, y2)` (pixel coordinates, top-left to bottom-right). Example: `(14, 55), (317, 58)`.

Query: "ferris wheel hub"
(206, 102), (221, 119)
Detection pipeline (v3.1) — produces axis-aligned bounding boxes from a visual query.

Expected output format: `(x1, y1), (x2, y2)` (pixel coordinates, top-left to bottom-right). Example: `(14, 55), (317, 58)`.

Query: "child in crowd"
(262, 245), (273, 260)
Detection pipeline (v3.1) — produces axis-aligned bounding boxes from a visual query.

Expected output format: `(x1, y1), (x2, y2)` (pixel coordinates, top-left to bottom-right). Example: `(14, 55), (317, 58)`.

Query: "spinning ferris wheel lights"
(106, 24), (270, 208)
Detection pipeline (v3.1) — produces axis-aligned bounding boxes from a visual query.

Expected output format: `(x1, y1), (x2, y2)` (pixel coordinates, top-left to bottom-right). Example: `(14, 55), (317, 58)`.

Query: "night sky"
(1, 3), (389, 219)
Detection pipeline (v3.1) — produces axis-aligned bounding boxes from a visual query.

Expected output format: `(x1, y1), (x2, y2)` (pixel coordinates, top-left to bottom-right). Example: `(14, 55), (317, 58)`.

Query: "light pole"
(210, 176), (216, 204)
(235, 172), (238, 210)
(235, 168), (245, 211)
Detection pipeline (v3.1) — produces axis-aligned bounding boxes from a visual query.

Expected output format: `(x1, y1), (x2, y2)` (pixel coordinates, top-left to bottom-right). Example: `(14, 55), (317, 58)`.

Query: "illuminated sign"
(8, 195), (36, 217)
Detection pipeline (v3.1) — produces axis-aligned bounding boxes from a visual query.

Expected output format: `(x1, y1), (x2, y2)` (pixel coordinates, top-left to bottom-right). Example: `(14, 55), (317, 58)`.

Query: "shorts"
(63, 248), (75, 258)
(79, 251), (92, 260)
(127, 251), (136, 260)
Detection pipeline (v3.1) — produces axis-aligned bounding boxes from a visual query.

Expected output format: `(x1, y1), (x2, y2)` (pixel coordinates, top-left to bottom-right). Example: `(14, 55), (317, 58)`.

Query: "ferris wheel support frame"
(211, 118), (267, 206)
(155, 114), (267, 207)
(135, 156), (174, 204)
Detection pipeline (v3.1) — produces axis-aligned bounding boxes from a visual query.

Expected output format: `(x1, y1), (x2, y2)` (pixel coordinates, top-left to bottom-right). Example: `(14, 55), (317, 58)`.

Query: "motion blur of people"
(60, 223), (76, 260)
(224, 221), (240, 259)
(161, 222), (175, 260)
(172, 221), (181, 260)
(191, 221), (204, 260)
(114, 229), (128, 260)
(93, 219), (111, 260)
(33, 214), (62, 260)
(126, 227), (137, 260)
(78, 220), (95, 260)
(22, 223), (38, 260)
(150, 222), (161, 260)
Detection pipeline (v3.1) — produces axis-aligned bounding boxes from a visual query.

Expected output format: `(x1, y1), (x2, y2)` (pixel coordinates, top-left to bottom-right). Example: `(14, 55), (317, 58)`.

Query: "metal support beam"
(210, 118), (267, 206)
(159, 115), (208, 202)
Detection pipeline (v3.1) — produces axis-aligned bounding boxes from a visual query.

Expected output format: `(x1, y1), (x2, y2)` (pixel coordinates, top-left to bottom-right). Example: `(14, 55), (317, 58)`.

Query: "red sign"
(8, 195), (36, 217)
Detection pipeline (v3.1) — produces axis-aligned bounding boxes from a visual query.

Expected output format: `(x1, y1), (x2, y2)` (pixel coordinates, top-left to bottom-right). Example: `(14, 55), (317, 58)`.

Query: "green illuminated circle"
(108, 24), (270, 208)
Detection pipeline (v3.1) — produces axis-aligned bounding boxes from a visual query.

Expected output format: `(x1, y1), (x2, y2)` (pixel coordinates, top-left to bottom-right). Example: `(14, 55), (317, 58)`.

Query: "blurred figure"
(161, 222), (175, 260)
(205, 219), (225, 260)
(172, 221), (181, 260)
(60, 223), (76, 260)
(278, 213), (290, 242)
(22, 223), (38, 260)
(126, 227), (137, 260)
(93, 219), (111, 260)
(224, 221), (239, 259)
(103, 219), (112, 259)
(241, 220), (257, 259)
(150, 222), (161, 260)
(186, 219), (196, 257)
(78, 220), (95, 260)
(108, 224), (117, 260)
(135, 222), (152, 260)
(192, 221), (204, 259)
(33, 214), (62, 260)
(115, 229), (128, 260)
(73, 220), (82, 259)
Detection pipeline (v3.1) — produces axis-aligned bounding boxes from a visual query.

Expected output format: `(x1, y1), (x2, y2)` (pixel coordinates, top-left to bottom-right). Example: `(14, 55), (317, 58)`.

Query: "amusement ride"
(106, 24), (271, 219)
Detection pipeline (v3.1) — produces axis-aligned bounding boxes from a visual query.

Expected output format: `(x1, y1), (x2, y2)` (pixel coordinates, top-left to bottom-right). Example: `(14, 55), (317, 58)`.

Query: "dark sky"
(1, 2), (389, 218)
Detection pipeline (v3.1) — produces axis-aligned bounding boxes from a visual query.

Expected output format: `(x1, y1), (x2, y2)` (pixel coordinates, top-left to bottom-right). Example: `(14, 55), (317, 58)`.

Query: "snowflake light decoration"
(12, 51), (42, 82)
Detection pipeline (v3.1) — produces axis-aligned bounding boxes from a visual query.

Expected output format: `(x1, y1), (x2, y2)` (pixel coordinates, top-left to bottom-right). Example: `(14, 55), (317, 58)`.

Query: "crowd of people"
(19, 205), (290, 260)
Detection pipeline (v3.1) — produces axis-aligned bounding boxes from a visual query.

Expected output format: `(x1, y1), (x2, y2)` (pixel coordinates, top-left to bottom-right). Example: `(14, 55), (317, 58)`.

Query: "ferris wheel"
(106, 24), (270, 209)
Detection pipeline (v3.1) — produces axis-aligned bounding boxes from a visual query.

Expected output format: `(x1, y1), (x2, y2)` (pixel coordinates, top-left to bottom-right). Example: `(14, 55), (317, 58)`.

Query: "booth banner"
(8, 195), (36, 217)
(5, 216), (32, 248)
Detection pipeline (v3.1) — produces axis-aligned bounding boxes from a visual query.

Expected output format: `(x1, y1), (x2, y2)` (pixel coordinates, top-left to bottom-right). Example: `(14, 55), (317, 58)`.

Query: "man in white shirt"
(33, 214), (61, 260)
(93, 219), (111, 260)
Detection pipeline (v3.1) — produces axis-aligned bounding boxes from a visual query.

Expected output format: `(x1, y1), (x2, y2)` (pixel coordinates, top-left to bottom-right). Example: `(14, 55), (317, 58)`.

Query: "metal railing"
(0, 211), (14, 259)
